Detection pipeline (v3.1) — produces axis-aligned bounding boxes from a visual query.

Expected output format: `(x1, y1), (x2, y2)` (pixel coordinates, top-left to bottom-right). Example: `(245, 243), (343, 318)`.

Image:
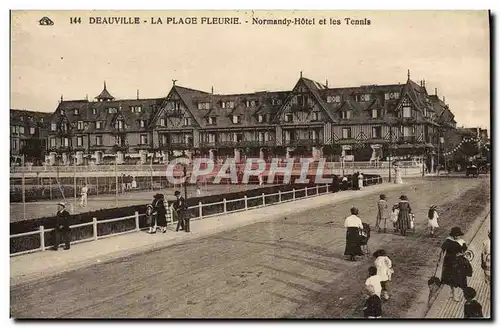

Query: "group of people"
(146, 190), (190, 234)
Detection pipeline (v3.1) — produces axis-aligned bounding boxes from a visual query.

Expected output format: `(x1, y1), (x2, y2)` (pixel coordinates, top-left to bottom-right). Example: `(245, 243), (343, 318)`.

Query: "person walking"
(428, 205), (440, 237)
(80, 183), (88, 207)
(174, 190), (188, 232)
(146, 204), (157, 234)
(53, 202), (71, 251)
(395, 195), (412, 236)
(463, 287), (484, 318)
(373, 249), (393, 300)
(155, 194), (168, 233)
(440, 227), (470, 302)
(343, 207), (364, 261)
(376, 194), (389, 233)
(358, 172), (364, 190)
(481, 230), (491, 285)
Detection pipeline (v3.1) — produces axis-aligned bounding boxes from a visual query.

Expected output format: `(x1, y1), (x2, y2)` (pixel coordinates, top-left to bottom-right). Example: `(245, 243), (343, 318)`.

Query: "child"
(376, 195), (389, 233)
(146, 204), (156, 234)
(427, 277), (441, 309)
(365, 266), (382, 298)
(428, 205), (439, 237)
(463, 287), (484, 318)
(373, 249), (393, 300)
(391, 204), (400, 233)
(363, 284), (382, 318)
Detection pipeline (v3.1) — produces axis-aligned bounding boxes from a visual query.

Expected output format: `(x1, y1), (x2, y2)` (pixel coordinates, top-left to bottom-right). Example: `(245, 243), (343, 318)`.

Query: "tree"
(20, 137), (44, 164)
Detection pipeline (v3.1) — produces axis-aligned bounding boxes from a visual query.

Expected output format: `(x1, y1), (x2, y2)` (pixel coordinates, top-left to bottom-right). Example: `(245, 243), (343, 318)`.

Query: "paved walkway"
(425, 212), (491, 318)
(11, 182), (412, 287)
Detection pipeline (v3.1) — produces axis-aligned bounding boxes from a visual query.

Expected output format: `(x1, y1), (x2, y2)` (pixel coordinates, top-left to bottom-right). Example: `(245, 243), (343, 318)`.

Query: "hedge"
(10, 174), (382, 254)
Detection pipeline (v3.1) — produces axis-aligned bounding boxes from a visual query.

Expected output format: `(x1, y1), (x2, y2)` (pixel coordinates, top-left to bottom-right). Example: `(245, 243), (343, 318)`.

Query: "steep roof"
(95, 82), (115, 101)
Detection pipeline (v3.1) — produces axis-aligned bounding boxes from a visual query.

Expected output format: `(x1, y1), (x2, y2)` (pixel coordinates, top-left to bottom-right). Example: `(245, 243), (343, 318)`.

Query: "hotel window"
(140, 134), (148, 145)
(258, 132), (265, 142)
(341, 111), (352, 119)
(284, 113), (293, 123)
(423, 108), (428, 117)
(30, 127), (35, 135)
(60, 109), (65, 115)
(372, 109), (379, 119)
(40, 118), (44, 123)
(184, 117), (191, 126)
(108, 107), (117, 114)
(402, 126), (412, 136)
(96, 121), (102, 129)
(222, 101), (234, 109)
(208, 133), (216, 143)
(92, 108), (97, 115)
(198, 102), (210, 110)
(312, 112), (321, 121)
(311, 130), (317, 140)
(19, 126), (25, 134)
(49, 138), (56, 148)
(74, 108), (79, 115)
(372, 126), (382, 138)
(233, 133), (243, 143)
(131, 106), (142, 113)
(77, 121), (84, 130)
(20, 116), (24, 122)
(360, 94), (371, 102)
(115, 136), (122, 145)
(160, 118), (165, 126)
(327, 95), (341, 103)
(63, 137), (69, 147)
(257, 114), (264, 123)
(51, 123), (57, 131)
(12, 140), (17, 150)
(232, 115), (240, 124)
(403, 106), (412, 118)
(208, 116), (217, 125)
(77, 136), (83, 147)
(96, 136), (102, 146)
(385, 92), (401, 100)
(284, 130), (292, 141)
(139, 120), (145, 128)
(115, 120), (124, 129)
(342, 127), (351, 139)
(174, 102), (181, 110)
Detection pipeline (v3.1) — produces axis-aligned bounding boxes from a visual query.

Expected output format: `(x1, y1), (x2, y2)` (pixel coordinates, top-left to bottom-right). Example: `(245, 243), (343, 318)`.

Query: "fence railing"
(10, 161), (422, 173)
(11, 179), (384, 256)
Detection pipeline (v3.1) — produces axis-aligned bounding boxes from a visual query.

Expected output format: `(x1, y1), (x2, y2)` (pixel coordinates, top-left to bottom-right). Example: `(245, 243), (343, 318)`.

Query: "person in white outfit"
(358, 173), (364, 190)
(80, 184), (88, 207)
(373, 249), (393, 300)
(427, 205), (440, 237)
(394, 165), (404, 184)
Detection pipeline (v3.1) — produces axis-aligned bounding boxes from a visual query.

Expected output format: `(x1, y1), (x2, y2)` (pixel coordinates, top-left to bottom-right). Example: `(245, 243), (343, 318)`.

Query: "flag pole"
(22, 154), (26, 221)
(115, 154), (118, 207)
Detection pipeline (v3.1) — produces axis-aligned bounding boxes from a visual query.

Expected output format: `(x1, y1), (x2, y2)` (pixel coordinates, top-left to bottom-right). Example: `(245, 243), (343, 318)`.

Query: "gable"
(151, 87), (201, 128)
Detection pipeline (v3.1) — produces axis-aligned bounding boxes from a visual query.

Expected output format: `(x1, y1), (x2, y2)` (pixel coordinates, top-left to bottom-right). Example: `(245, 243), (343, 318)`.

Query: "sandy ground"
(10, 184), (270, 222)
(10, 177), (489, 318)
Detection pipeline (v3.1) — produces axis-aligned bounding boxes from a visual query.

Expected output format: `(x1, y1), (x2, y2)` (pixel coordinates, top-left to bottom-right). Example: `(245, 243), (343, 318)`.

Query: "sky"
(10, 10), (490, 129)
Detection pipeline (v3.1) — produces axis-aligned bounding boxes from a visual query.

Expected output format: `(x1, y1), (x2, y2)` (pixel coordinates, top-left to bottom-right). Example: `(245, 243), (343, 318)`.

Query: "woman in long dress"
(396, 195), (412, 236)
(344, 207), (364, 261)
(376, 194), (389, 233)
(154, 194), (168, 233)
(394, 165), (403, 184)
(441, 227), (469, 302)
(428, 205), (439, 237)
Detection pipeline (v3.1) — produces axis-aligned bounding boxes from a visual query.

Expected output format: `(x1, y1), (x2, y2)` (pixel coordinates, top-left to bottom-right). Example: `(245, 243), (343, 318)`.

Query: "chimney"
(85, 94), (88, 101)
(443, 96), (446, 103)
(211, 86), (214, 94)
(407, 69), (410, 80)
(137, 89), (140, 100)
(435, 88), (438, 96)
(60, 95), (63, 103)
(326, 79), (329, 88)
(300, 71), (303, 78)
(172, 79), (177, 86)
(423, 80), (426, 88)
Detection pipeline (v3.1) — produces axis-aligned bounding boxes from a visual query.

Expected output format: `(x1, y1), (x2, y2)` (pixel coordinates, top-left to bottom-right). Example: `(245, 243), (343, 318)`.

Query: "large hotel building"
(12, 71), (461, 169)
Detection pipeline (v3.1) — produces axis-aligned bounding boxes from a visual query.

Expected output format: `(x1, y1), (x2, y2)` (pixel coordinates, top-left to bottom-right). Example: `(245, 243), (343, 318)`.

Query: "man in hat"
(80, 183), (88, 208)
(173, 190), (188, 232)
(53, 202), (71, 250)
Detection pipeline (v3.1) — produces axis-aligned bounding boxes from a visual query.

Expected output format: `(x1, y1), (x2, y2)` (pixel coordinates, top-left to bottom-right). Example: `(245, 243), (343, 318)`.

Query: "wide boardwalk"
(10, 178), (489, 318)
(10, 183), (266, 222)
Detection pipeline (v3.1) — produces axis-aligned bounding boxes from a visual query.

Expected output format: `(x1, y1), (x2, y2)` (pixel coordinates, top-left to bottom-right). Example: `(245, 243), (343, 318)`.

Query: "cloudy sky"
(11, 10), (490, 129)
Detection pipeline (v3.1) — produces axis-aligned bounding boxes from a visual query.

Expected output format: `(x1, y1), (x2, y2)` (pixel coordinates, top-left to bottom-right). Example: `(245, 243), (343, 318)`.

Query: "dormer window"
(20, 116), (24, 122)
(40, 118), (44, 123)
(360, 94), (371, 102)
(198, 102), (210, 110)
(222, 101), (234, 109)
(96, 121), (102, 129)
(372, 109), (379, 119)
(312, 112), (321, 121)
(184, 117), (191, 126)
(385, 92), (401, 100)
(284, 113), (293, 123)
(92, 108), (97, 115)
(341, 111), (352, 120)
(207, 116), (217, 125)
(232, 115), (240, 124)
(108, 107), (117, 114)
(51, 123), (57, 131)
(159, 118), (165, 126)
(423, 108), (428, 117)
(77, 121), (84, 130)
(402, 98), (412, 118)
(257, 114), (264, 123)
(327, 95), (341, 103)
(60, 109), (65, 115)
(115, 120), (124, 129)
(139, 120), (145, 128)
(131, 106), (142, 113)
(74, 108), (79, 115)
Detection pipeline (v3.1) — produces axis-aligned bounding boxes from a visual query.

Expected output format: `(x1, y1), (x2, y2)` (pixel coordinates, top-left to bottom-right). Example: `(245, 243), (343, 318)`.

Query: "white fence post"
(326, 184), (329, 193)
(223, 198), (227, 214)
(292, 188), (295, 200)
(93, 217), (98, 240)
(262, 193), (266, 206)
(244, 195), (248, 210)
(316, 185), (319, 195)
(199, 201), (203, 218)
(40, 225), (45, 251)
(305, 186), (308, 198)
(135, 211), (140, 231)
(278, 190), (282, 203)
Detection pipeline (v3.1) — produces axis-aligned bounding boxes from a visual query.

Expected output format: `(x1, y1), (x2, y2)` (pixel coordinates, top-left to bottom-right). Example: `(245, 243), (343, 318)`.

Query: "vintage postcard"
(9, 10), (491, 319)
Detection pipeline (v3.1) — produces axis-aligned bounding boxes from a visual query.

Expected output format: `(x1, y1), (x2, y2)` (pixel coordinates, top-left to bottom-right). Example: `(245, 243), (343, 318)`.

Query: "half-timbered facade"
(40, 73), (460, 165)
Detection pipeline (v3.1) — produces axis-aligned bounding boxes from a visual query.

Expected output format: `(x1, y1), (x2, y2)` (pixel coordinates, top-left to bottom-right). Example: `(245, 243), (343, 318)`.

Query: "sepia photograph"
(8, 9), (491, 319)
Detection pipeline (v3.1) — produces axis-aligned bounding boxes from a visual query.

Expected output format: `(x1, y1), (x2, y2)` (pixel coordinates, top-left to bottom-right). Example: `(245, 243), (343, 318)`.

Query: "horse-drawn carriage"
(466, 165), (479, 178)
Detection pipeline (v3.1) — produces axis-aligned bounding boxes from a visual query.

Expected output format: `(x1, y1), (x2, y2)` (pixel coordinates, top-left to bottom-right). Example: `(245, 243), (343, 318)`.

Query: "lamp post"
(388, 124), (393, 183)
(183, 165), (188, 200)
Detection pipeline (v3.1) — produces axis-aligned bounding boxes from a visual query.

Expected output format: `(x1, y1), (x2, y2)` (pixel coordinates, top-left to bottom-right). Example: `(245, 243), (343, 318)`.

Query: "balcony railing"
(199, 140), (276, 148)
(282, 138), (324, 146)
(159, 141), (193, 150)
(397, 136), (417, 143)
